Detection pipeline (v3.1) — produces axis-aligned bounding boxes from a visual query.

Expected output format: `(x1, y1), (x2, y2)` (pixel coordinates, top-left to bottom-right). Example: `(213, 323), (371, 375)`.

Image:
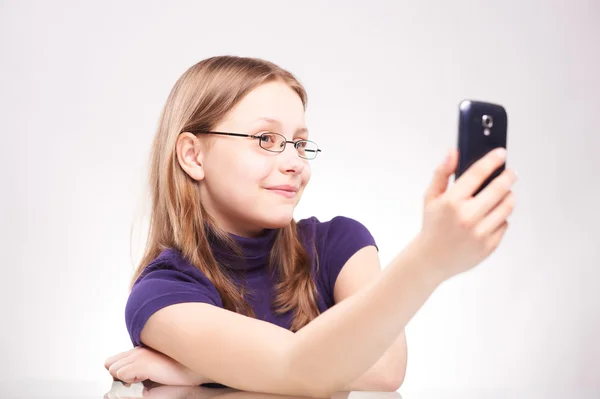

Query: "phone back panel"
(456, 100), (508, 195)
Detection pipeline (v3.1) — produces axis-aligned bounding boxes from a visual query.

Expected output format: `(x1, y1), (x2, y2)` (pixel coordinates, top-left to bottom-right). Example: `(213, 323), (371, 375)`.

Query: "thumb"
(424, 148), (458, 204)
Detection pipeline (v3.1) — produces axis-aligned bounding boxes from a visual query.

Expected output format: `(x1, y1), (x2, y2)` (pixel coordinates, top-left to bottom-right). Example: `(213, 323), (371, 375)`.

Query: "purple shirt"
(125, 216), (377, 347)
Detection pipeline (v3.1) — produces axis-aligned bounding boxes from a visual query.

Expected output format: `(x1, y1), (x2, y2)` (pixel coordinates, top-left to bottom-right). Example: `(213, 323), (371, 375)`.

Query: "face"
(176, 81), (312, 237)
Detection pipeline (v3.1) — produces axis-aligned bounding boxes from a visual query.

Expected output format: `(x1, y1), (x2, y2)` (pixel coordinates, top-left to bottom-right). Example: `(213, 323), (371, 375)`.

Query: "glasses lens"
(297, 140), (319, 159)
(259, 133), (286, 152)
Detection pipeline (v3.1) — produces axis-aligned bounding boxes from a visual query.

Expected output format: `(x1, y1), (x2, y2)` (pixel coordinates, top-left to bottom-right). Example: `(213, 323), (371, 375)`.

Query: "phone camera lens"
(482, 115), (494, 128)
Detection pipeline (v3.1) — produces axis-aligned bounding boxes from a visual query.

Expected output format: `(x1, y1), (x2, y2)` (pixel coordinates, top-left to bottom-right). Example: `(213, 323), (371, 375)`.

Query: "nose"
(278, 142), (304, 175)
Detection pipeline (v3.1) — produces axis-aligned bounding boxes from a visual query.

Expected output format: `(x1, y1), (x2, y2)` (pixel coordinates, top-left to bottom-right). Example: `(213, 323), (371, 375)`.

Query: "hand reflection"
(104, 380), (403, 399)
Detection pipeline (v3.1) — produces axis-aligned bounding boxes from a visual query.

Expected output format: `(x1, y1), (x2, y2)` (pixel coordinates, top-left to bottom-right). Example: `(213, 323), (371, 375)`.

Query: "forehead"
(218, 81), (306, 131)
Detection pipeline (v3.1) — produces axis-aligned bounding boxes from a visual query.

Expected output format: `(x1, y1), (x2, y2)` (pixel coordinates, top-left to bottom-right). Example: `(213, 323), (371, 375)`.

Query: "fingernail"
(495, 148), (507, 159)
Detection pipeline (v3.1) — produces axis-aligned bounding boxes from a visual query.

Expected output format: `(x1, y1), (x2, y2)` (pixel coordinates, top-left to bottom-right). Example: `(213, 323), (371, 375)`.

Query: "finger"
(484, 220), (509, 254)
(475, 191), (515, 237)
(450, 147), (507, 201)
(116, 363), (145, 385)
(424, 148), (458, 204)
(105, 350), (135, 370)
(108, 357), (134, 379)
(467, 169), (517, 221)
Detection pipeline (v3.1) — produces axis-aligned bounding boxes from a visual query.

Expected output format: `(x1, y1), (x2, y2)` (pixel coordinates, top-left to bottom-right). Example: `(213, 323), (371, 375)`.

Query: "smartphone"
(455, 99), (508, 196)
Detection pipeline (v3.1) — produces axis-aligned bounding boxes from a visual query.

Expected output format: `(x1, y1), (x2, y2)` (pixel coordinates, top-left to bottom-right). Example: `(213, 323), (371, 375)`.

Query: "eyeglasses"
(183, 130), (322, 160)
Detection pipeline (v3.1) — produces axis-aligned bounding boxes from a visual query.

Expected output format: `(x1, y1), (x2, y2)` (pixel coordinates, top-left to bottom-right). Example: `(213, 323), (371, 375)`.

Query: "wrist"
(404, 233), (449, 288)
(182, 366), (213, 386)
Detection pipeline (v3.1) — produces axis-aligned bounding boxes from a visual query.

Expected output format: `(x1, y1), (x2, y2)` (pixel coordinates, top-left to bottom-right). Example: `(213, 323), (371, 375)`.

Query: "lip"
(266, 185), (299, 192)
(265, 185), (299, 199)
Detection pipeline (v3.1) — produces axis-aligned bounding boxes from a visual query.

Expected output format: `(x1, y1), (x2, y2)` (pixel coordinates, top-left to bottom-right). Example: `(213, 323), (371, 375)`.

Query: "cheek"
(302, 164), (312, 185)
(208, 150), (272, 194)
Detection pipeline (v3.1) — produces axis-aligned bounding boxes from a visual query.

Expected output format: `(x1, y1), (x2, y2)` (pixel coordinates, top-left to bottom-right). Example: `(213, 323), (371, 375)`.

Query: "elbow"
(286, 344), (340, 398)
(291, 373), (345, 398)
(285, 376), (335, 398)
(380, 370), (405, 392)
(378, 364), (406, 392)
(287, 364), (345, 398)
(378, 345), (407, 392)
(305, 386), (339, 399)
(317, 371), (403, 397)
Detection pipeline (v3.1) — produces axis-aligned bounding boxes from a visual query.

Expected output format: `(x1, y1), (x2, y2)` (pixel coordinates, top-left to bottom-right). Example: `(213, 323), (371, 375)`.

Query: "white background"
(1, 0), (598, 397)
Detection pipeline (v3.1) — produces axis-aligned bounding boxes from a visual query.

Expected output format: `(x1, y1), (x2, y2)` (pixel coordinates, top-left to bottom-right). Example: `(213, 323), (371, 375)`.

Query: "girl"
(104, 56), (516, 397)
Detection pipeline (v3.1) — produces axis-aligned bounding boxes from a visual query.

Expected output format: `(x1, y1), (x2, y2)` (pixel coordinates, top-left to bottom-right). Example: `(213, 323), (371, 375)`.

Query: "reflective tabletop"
(105, 381), (403, 399)
(4, 381), (598, 399)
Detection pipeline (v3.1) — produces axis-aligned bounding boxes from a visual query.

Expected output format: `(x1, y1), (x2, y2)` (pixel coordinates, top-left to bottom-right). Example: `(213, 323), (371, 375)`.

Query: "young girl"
(104, 56), (516, 397)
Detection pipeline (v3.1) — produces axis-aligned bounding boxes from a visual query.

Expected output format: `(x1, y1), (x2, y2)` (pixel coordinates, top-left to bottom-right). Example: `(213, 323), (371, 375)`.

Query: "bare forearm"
(289, 236), (440, 395)
(343, 331), (407, 392)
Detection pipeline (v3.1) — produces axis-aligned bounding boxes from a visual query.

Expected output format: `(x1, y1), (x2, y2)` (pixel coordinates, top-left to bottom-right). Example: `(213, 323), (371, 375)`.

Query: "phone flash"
(484, 128), (491, 136)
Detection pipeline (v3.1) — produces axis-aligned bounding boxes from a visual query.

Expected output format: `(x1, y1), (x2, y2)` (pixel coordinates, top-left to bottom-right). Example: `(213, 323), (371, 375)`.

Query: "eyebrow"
(255, 117), (309, 135)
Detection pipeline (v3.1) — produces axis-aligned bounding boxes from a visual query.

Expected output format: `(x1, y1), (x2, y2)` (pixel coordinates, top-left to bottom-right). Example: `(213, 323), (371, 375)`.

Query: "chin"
(259, 211), (295, 229)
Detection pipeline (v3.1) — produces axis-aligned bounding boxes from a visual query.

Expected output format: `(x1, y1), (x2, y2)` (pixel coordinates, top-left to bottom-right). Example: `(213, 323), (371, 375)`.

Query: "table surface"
(5, 380), (402, 399)
(4, 380), (599, 399)
(105, 381), (403, 399)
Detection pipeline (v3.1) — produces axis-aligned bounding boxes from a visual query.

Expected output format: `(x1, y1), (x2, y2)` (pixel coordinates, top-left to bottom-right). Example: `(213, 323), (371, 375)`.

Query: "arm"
(343, 332), (407, 392)
(333, 246), (407, 392)
(288, 235), (436, 396)
(140, 235), (440, 397)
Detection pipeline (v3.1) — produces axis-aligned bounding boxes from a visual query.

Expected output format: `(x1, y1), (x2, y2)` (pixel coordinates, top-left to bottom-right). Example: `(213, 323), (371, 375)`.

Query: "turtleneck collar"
(208, 227), (279, 272)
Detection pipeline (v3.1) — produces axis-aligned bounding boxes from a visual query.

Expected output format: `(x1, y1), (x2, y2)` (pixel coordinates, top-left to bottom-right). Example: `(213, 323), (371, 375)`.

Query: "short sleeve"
(320, 216), (378, 304)
(125, 267), (221, 347)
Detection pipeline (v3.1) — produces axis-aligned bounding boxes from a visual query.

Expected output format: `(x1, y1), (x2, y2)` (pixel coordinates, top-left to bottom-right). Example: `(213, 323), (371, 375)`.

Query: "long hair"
(130, 56), (320, 332)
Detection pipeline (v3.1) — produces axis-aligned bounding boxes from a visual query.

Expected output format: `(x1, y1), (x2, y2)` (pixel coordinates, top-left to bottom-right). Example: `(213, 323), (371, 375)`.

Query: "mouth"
(265, 185), (299, 199)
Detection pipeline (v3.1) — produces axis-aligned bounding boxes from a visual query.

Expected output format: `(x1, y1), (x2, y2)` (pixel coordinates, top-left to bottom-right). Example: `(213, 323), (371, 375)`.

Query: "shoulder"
(134, 248), (214, 286)
(131, 248), (222, 301)
(126, 248), (223, 347)
(296, 215), (378, 251)
(296, 216), (378, 305)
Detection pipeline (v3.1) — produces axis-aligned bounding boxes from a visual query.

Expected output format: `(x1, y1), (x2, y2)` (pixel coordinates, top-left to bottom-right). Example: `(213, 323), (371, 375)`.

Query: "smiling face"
(176, 80), (312, 237)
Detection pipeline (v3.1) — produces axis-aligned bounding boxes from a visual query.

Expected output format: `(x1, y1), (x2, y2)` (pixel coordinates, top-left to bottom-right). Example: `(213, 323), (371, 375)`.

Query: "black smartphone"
(455, 99), (508, 196)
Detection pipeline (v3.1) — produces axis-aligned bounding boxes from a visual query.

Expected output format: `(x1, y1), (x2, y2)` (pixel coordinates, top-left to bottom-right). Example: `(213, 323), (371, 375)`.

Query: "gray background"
(1, 0), (598, 397)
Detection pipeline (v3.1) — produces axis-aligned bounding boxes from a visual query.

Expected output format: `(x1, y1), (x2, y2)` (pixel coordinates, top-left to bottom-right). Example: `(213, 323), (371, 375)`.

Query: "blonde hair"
(130, 56), (319, 332)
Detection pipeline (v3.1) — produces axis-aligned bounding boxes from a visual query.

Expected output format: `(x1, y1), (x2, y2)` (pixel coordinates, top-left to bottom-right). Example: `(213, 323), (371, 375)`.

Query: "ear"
(176, 132), (205, 181)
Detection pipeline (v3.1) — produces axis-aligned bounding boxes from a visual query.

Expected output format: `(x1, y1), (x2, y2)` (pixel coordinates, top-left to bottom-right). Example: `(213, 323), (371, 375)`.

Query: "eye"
(295, 140), (308, 149)
(259, 132), (277, 143)
(258, 132), (281, 150)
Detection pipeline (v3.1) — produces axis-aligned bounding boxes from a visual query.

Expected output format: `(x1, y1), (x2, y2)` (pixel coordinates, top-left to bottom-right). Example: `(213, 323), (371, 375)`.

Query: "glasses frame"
(183, 130), (322, 160)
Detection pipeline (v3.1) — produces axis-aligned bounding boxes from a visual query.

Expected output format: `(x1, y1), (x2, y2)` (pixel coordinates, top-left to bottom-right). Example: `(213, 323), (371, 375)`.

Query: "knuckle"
(471, 165), (487, 181)
(495, 174), (511, 190)
(473, 224), (486, 239)
(116, 368), (129, 381)
(503, 169), (517, 186)
(484, 153), (499, 169)
(486, 156), (499, 170)
(458, 211), (474, 229)
(108, 366), (119, 377)
(443, 194), (460, 210)
(500, 192), (514, 214)
(505, 192), (516, 210)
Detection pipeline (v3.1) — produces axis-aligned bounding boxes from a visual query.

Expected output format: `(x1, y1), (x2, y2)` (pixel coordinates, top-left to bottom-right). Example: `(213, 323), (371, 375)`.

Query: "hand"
(104, 346), (210, 386)
(419, 147), (517, 281)
(104, 380), (229, 399)
(104, 381), (356, 399)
